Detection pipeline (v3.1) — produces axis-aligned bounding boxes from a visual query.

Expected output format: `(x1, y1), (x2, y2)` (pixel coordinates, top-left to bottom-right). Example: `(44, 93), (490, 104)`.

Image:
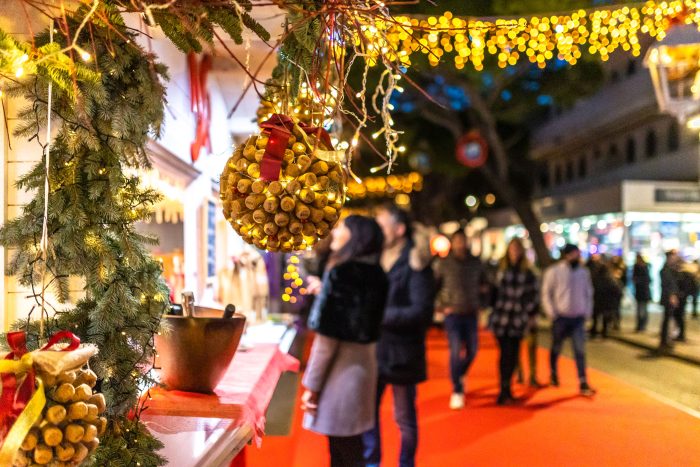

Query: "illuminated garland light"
(346, 172), (423, 200)
(355, 0), (698, 70)
(282, 255), (304, 304)
(258, 82), (339, 127)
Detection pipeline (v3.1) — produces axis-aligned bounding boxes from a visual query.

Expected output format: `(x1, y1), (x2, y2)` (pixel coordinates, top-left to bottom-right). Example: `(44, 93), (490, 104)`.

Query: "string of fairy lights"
(2, 2), (697, 90)
(346, 172), (423, 199)
(356, 0), (700, 70)
(282, 255), (305, 303)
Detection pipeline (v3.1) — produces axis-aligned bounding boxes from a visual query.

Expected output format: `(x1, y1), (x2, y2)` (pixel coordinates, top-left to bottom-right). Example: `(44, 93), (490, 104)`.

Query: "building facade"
(485, 51), (700, 299)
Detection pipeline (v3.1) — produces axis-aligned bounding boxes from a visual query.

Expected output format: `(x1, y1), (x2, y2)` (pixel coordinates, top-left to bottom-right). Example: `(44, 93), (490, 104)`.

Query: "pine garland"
(147, 0), (271, 53)
(267, 5), (323, 103)
(0, 2), (273, 465)
(1, 7), (169, 465)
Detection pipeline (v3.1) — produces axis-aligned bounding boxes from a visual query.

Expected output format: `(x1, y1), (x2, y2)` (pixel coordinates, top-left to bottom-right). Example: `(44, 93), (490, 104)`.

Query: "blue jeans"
(550, 316), (588, 384)
(444, 313), (479, 393)
(363, 379), (417, 467)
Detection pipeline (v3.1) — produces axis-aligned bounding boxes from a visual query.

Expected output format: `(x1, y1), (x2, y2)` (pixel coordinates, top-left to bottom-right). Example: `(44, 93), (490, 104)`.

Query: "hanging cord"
(38, 23), (55, 341)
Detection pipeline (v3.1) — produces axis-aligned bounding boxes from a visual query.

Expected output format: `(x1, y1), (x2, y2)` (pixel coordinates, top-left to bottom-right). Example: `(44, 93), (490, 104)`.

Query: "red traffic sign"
(456, 130), (488, 168)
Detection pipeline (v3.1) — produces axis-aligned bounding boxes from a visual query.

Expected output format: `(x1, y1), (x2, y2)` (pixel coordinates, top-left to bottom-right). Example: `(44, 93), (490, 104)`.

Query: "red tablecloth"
(145, 343), (299, 444)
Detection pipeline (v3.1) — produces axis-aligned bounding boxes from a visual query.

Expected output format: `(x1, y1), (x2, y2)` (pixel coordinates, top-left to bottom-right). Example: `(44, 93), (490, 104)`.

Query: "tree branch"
(421, 104), (463, 140)
(486, 61), (532, 107)
(462, 83), (509, 180)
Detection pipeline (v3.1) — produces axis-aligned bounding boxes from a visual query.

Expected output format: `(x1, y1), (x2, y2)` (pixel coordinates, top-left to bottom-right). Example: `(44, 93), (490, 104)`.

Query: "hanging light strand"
(353, 0), (699, 70)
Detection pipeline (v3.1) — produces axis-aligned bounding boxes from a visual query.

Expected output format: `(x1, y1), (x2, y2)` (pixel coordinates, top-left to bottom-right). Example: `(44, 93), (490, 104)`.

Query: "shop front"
(486, 180), (700, 300)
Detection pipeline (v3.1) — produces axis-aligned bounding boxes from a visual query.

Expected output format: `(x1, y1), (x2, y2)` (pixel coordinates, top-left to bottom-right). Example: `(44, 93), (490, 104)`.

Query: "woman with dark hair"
(489, 238), (539, 405)
(302, 215), (389, 467)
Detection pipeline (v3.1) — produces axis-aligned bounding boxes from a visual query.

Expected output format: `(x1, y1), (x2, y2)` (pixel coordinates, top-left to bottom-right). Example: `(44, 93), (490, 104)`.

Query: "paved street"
(539, 325), (700, 415)
(613, 301), (700, 364)
(250, 329), (700, 467)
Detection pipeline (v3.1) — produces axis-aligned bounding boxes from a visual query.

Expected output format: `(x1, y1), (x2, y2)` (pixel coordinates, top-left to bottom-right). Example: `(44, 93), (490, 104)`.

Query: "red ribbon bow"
(258, 114), (334, 182)
(0, 331), (80, 438)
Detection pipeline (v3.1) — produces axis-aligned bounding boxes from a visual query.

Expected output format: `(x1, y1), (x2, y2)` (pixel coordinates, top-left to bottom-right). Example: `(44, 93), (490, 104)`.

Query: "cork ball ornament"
(13, 368), (107, 467)
(221, 114), (345, 252)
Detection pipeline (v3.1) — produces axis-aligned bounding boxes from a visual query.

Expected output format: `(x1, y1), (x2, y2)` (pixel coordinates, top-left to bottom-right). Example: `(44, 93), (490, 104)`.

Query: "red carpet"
(248, 329), (700, 466)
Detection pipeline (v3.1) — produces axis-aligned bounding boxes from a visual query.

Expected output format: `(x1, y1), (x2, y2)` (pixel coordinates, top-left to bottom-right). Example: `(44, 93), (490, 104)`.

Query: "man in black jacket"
(660, 250), (681, 351)
(363, 205), (436, 467)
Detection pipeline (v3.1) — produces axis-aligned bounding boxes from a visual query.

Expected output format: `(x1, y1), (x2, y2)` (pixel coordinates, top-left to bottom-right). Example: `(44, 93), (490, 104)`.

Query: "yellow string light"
(257, 82), (338, 126)
(282, 255), (306, 302)
(347, 172), (423, 199)
(354, 0), (697, 70)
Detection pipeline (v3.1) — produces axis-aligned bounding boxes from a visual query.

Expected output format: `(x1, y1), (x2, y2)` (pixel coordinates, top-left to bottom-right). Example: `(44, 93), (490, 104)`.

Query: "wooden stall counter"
(142, 323), (299, 467)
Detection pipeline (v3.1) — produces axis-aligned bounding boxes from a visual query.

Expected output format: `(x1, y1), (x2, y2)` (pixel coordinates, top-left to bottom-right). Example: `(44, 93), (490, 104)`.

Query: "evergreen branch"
(0, 14), (169, 467)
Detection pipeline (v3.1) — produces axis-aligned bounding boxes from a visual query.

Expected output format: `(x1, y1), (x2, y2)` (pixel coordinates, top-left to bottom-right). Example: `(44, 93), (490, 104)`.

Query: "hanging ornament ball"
(13, 368), (107, 467)
(221, 115), (345, 252)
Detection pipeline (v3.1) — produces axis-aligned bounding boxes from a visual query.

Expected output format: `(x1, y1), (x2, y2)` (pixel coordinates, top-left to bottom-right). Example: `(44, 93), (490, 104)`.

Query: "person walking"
(515, 319), (544, 388)
(488, 238), (539, 405)
(541, 244), (596, 396)
(675, 261), (696, 342)
(587, 254), (605, 337)
(609, 256), (627, 331)
(632, 253), (652, 332)
(659, 250), (682, 351)
(302, 216), (389, 467)
(589, 257), (622, 339)
(363, 205), (435, 467)
(433, 230), (487, 410)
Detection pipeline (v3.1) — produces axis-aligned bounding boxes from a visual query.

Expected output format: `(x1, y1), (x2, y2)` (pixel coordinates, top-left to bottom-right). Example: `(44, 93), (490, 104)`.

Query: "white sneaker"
(449, 393), (465, 410)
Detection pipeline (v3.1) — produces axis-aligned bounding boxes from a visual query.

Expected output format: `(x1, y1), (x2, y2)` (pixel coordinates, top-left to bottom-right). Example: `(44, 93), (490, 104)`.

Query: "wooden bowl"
(155, 313), (246, 393)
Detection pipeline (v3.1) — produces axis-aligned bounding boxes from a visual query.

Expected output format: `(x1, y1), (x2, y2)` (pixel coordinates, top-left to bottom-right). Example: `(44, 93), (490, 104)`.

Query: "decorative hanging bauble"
(221, 114), (346, 252)
(1, 332), (106, 467)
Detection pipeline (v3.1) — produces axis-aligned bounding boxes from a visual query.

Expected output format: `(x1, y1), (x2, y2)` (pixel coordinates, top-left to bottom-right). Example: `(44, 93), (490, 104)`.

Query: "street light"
(430, 235), (451, 258)
(644, 23), (700, 123)
(465, 195), (478, 208)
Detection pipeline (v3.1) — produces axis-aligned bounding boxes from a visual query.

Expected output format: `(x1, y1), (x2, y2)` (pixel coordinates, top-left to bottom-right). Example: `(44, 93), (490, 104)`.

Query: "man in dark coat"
(632, 253), (652, 332)
(433, 230), (487, 409)
(660, 250), (681, 350)
(363, 205), (435, 467)
(589, 256), (622, 339)
(676, 264), (696, 342)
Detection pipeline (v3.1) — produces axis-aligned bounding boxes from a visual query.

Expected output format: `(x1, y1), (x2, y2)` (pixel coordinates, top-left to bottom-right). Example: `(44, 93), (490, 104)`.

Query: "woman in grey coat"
(302, 215), (389, 467)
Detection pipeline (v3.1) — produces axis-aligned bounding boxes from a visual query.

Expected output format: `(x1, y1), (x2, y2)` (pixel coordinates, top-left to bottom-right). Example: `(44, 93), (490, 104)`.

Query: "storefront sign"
(655, 188), (700, 203)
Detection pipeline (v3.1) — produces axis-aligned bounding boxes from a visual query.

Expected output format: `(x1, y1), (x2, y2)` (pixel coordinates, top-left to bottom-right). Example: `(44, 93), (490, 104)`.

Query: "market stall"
(143, 323), (299, 467)
(3, 1), (700, 466)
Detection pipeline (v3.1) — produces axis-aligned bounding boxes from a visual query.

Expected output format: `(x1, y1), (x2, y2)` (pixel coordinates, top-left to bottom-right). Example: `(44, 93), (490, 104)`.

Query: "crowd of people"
(585, 250), (699, 346)
(296, 207), (699, 467)
(658, 250), (699, 349)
